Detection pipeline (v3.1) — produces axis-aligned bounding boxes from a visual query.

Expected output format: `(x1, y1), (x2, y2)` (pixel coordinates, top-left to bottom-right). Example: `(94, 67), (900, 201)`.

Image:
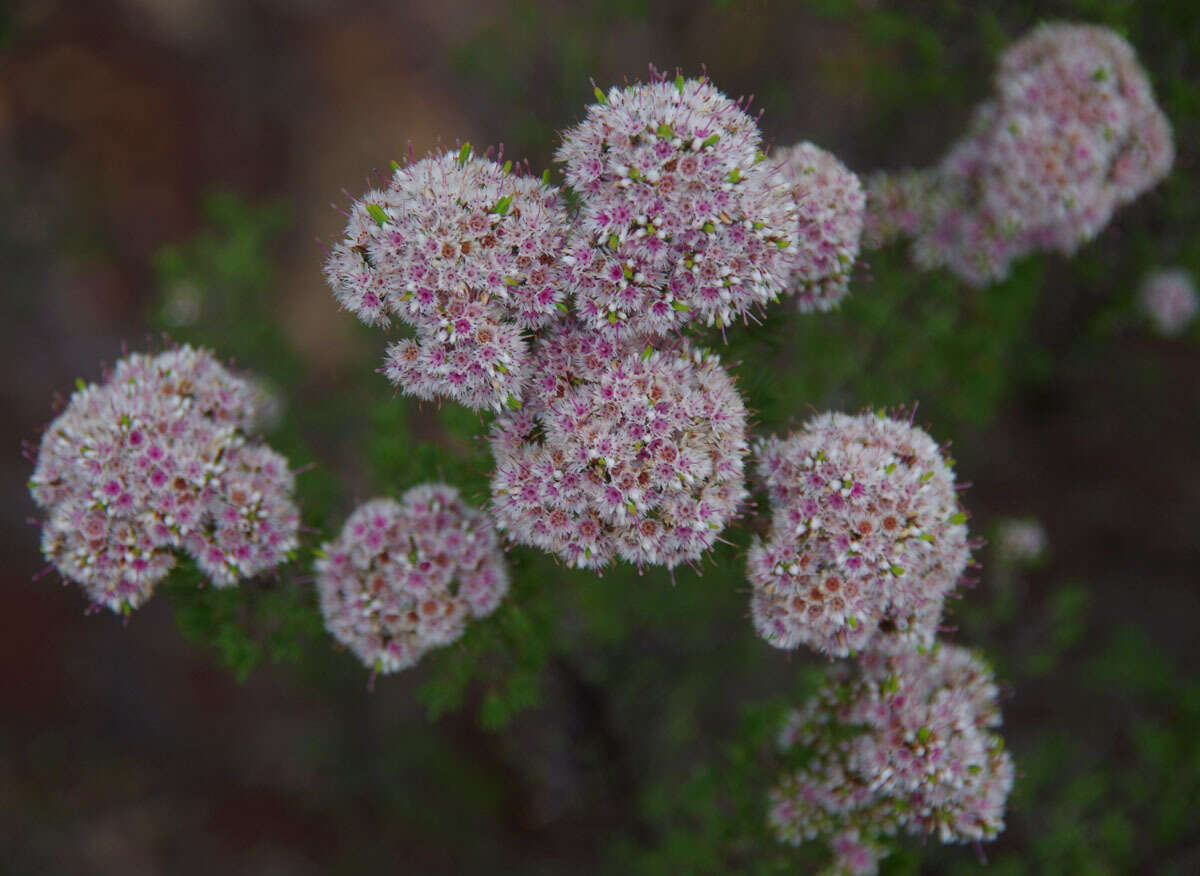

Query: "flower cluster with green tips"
(29, 346), (299, 612)
(769, 640), (1014, 875)
(866, 21), (1172, 285)
(315, 485), (508, 674)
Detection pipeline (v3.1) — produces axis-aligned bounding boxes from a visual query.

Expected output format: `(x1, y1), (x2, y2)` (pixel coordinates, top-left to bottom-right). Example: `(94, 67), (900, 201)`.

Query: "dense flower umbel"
(769, 641), (1014, 875)
(315, 485), (508, 674)
(324, 149), (571, 410)
(747, 412), (970, 657)
(865, 22), (1173, 285)
(1139, 268), (1198, 337)
(489, 322), (748, 569)
(29, 346), (300, 612)
(557, 75), (796, 338)
(772, 142), (865, 312)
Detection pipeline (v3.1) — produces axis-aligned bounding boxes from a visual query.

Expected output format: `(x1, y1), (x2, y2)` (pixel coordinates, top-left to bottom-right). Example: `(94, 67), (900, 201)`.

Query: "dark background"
(2, 1), (1199, 873)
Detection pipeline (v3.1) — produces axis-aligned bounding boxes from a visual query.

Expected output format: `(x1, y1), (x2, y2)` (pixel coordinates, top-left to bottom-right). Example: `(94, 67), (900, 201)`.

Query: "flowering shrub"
(315, 485), (508, 674)
(866, 22), (1172, 285)
(25, 15), (1186, 873)
(29, 345), (299, 612)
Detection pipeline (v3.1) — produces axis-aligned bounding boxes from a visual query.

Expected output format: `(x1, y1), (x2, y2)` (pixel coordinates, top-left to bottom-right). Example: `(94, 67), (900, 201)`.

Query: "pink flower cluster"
(1139, 268), (1197, 337)
(315, 485), (508, 674)
(324, 149), (571, 410)
(29, 346), (300, 613)
(866, 22), (1173, 285)
(769, 640), (1014, 875)
(557, 76), (797, 338)
(747, 412), (970, 657)
(489, 322), (748, 569)
(772, 142), (865, 312)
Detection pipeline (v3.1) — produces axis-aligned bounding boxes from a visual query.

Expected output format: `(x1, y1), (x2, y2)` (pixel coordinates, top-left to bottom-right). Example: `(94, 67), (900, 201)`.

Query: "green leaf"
(366, 203), (389, 226)
(656, 123), (674, 139)
(501, 160), (513, 175)
(674, 74), (685, 93)
(701, 133), (720, 148)
(593, 85), (608, 105)
(75, 377), (87, 391)
(458, 142), (472, 166)
(490, 194), (513, 215)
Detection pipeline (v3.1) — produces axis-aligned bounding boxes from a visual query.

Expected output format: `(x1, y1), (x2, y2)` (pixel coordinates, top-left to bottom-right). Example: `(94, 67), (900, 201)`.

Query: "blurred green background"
(2, 1), (1198, 873)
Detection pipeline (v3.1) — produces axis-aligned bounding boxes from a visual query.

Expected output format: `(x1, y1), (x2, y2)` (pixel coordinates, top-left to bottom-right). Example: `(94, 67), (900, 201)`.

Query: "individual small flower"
(315, 485), (508, 674)
(772, 142), (866, 312)
(557, 74), (796, 338)
(769, 640), (1015, 875)
(489, 321), (749, 569)
(992, 516), (1048, 566)
(324, 148), (571, 410)
(29, 346), (301, 613)
(1139, 268), (1198, 337)
(866, 22), (1173, 285)
(747, 412), (970, 657)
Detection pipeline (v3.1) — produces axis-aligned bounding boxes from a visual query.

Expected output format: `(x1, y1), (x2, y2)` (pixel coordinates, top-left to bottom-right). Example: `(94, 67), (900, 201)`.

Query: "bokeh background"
(3, 1), (1199, 873)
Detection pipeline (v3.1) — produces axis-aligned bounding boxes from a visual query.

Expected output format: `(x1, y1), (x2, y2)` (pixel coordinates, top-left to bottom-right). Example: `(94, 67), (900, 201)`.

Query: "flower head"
(772, 142), (865, 312)
(557, 75), (796, 338)
(747, 412), (970, 657)
(769, 640), (1014, 874)
(315, 485), (508, 674)
(489, 321), (748, 569)
(29, 346), (300, 612)
(866, 22), (1173, 285)
(1139, 268), (1197, 337)
(324, 149), (571, 410)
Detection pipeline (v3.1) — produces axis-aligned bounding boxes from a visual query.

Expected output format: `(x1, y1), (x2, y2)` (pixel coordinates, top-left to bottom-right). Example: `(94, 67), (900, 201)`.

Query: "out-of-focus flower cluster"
(866, 22), (1173, 285)
(993, 516), (1048, 566)
(324, 149), (571, 411)
(315, 485), (508, 673)
(747, 412), (970, 657)
(489, 322), (748, 570)
(557, 76), (797, 338)
(29, 346), (299, 612)
(1139, 268), (1197, 337)
(769, 640), (1015, 875)
(772, 142), (865, 312)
